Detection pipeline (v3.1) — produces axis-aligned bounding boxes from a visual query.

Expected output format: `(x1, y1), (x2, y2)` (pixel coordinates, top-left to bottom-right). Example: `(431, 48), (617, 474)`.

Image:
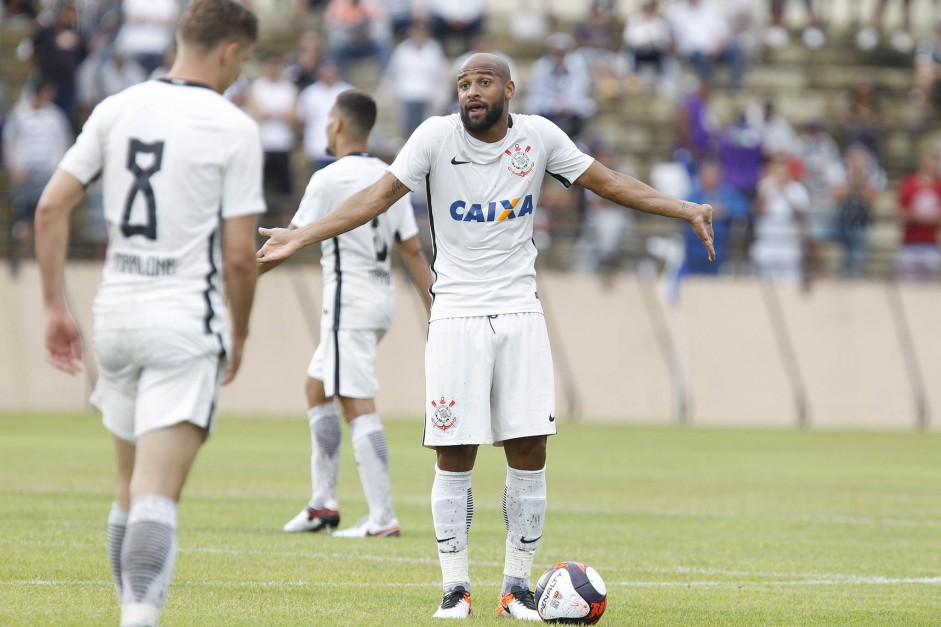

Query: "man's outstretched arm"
(574, 160), (715, 261)
(257, 172), (411, 273)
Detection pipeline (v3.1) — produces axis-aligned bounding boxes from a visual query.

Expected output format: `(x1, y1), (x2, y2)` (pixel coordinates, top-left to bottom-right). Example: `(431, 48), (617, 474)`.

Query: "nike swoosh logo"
(520, 535), (542, 544)
(450, 157), (470, 165)
(549, 415), (555, 422)
(437, 536), (457, 543)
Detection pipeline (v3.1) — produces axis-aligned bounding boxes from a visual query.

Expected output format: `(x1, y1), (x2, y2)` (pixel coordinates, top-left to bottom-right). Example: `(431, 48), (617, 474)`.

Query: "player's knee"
(436, 445), (478, 472)
(305, 377), (328, 408)
(504, 435), (547, 470)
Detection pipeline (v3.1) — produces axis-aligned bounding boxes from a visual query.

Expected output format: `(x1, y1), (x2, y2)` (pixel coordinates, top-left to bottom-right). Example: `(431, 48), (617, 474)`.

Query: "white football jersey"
(58, 78), (266, 337)
(387, 113), (594, 320)
(291, 153), (418, 330)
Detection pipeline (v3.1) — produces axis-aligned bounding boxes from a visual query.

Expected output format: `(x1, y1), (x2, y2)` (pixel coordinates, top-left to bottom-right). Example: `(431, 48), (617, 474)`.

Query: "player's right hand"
(256, 226), (301, 274)
(45, 308), (83, 375)
(221, 335), (245, 385)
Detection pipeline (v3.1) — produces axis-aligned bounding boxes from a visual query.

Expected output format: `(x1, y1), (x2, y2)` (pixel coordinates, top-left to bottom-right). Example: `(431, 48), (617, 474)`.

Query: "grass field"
(2, 412), (941, 626)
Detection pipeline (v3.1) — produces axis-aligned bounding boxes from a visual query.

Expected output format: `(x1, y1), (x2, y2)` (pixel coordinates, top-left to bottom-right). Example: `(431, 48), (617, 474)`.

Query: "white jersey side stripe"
(202, 227), (219, 334)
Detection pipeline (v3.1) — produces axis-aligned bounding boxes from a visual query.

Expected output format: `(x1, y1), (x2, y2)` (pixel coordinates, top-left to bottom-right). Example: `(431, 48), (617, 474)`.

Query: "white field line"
(6, 485), (941, 530)
(6, 540), (941, 585)
(3, 577), (941, 590)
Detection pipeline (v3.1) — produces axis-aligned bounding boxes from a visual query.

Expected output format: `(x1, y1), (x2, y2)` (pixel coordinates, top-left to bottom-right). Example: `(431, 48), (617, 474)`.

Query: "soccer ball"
(535, 561), (607, 624)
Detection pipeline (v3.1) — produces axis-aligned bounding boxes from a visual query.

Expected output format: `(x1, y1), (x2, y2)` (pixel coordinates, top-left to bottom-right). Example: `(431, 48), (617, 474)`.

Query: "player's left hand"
(256, 226), (301, 274)
(45, 308), (83, 375)
(687, 202), (715, 262)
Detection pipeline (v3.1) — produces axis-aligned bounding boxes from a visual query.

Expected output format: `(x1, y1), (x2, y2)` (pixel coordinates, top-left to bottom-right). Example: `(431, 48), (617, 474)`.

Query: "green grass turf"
(1, 412), (940, 626)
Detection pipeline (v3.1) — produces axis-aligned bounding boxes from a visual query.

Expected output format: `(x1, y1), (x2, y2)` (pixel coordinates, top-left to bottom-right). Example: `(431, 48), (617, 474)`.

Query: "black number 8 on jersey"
(121, 138), (165, 240)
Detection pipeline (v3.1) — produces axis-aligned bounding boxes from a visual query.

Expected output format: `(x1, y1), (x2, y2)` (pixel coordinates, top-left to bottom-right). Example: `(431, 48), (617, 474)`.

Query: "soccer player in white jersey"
(258, 53), (715, 620)
(281, 89), (433, 538)
(35, 2), (262, 625)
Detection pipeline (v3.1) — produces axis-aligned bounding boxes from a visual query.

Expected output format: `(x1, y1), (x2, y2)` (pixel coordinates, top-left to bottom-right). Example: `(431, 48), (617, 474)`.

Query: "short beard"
(460, 99), (505, 133)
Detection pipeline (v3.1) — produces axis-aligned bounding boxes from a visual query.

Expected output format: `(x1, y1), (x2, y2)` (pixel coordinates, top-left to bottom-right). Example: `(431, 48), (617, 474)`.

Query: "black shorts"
(263, 151), (293, 195)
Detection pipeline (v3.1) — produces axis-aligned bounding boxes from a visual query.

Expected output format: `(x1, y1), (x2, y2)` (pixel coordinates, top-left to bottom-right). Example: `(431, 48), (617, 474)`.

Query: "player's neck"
(166, 58), (223, 93)
(336, 140), (369, 159)
(464, 117), (509, 144)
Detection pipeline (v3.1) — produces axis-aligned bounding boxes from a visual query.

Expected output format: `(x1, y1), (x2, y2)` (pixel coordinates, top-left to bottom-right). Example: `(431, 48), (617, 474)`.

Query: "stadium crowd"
(3, 0), (941, 283)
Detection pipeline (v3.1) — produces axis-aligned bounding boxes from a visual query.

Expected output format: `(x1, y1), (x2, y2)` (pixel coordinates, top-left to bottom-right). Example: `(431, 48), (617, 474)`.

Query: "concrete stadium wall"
(3, 262), (939, 430)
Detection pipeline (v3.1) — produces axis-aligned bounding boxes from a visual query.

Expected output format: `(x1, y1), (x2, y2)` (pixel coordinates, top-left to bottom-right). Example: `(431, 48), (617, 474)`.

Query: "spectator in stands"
(830, 143), (885, 279)
(673, 80), (717, 169)
(574, 1), (628, 101)
(427, 0), (485, 55)
(681, 160), (748, 276)
(382, 20), (447, 137)
(285, 30), (324, 91)
(93, 49), (147, 99)
(748, 97), (798, 158)
(381, 0), (414, 41)
(3, 0), (39, 21)
(2, 79), (72, 273)
(29, 1), (87, 124)
(855, 0), (919, 53)
(324, 0), (391, 78)
(115, 0), (180, 76)
(296, 57), (353, 173)
(622, 0), (675, 95)
(896, 147), (941, 282)
(764, 0), (826, 50)
(718, 110), (764, 205)
(666, 0), (745, 90)
(751, 156), (809, 282)
(247, 53), (300, 225)
(838, 78), (888, 162)
(796, 119), (842, 276)
(525, 33), (597, 140)
(914, 20), (941, 121)
(571, 140), (635, 282)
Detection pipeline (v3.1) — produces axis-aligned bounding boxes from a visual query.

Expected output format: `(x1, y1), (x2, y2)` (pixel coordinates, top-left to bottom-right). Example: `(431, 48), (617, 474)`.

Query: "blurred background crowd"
(3, 0), (941, 289)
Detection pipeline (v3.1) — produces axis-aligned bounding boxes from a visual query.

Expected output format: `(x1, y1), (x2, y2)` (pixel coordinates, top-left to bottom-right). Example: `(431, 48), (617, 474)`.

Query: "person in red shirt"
(897, 148), (941, 282)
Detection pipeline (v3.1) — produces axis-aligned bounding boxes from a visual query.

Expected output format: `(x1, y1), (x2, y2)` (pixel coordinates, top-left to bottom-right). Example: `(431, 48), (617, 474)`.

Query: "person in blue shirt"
(682, 159), (748, 275)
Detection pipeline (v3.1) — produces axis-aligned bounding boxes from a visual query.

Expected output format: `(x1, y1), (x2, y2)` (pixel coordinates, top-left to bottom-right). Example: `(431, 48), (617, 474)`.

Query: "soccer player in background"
(257, 53), (714, 620)
(34, 1), (263, 625)
(281, 89), (433, 538)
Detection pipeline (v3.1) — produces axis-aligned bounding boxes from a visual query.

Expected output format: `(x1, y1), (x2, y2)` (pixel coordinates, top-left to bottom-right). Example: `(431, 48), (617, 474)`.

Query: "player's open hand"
(687, 202), (715, 262)
(45, 308), (83, 375)
(256, 226), (301, 274)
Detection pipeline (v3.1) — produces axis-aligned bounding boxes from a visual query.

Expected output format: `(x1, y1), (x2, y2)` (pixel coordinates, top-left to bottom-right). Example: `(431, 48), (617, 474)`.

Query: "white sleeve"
(290, 170), (331, 227)
(222, 117), (266, 218)
(393, 194), (419, 242)
(533, 115), (595, 188)
(386, 117), (445, 191)
(58, 99), (109, 186)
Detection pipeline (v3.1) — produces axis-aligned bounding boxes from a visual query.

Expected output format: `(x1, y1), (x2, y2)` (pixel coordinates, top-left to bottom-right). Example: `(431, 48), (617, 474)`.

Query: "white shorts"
(423, 313), (556, 447)
(91, 326), (225, 443)
(308, 327), (386, 399)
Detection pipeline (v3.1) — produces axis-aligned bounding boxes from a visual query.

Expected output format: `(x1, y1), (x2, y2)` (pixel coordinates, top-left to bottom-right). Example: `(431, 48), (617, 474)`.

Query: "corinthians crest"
(505, 144), (535, 178)
(430, 397), (457, 431)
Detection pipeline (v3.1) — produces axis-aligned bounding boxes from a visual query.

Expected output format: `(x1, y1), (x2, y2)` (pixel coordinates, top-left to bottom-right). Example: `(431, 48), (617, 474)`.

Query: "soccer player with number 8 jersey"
(36, 2), (263, 625)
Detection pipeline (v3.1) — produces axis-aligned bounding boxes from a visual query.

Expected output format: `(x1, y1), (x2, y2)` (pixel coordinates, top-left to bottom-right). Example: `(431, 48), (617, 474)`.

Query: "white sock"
(120, 495), (178, 625)
(107, 502), (128, 601)
(502, 466), (547, 595)
(348, 413), (395, 527)
(431, 465), (473, 593)
(308, 402), (341, 510)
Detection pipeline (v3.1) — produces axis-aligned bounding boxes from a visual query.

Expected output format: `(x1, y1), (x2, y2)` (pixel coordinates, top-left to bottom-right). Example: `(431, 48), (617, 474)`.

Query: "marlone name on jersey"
(110, 252), (177, 277)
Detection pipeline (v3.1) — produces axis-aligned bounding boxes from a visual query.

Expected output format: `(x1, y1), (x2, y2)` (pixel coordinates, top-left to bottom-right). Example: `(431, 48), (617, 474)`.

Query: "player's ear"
(504, 79), (516, 101)
(219, 41), (242, 67)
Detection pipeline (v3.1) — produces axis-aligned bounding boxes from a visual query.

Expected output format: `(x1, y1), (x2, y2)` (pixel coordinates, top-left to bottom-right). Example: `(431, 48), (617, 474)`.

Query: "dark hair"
(334, 89), (377, 138)
(178, 0), (258, 50)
